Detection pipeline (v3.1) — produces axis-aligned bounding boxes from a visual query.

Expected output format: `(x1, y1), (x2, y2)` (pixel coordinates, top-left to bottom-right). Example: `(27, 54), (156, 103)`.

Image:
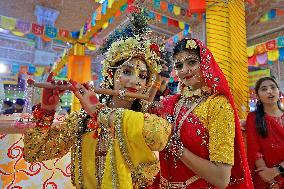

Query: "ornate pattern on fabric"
(158, 94), (235, 188)
(194, 95), (235, 164)
(23, 110), (89, 188)
(160, 175), (200, 189)
(0, 134), (73, 188)
(23, 110), (86, 163)
(13, 106), (171, 189)
(157, 38), (253, 188)
(143, 113), (172, 151)
(187, 38), (252, 187)
(116, 109), (161, 188)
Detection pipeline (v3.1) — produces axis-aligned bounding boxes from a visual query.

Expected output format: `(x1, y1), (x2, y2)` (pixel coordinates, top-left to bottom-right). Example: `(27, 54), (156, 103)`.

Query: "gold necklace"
(181, 86), (212, 99)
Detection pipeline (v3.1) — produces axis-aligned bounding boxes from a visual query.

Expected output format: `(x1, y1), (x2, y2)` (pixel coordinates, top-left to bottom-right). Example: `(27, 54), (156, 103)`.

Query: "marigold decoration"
(186, 39), (198, 49)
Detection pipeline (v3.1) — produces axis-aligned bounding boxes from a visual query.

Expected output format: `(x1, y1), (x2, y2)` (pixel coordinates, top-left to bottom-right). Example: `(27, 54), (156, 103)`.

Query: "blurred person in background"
(13, 98), (25, 113)
(1, 100), (14, 114)
(246, 77), (284, 189)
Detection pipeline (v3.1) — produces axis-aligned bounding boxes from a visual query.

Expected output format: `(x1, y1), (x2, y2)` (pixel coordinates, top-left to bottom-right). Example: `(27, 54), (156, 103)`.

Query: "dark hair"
(159, 51), (173, 78)
(173, 38), (200, 57)
(254, 77), (284, 137)
(4, 100), (13, 107)
(99, 58), (150, 112)
(16, 98), (25, 106)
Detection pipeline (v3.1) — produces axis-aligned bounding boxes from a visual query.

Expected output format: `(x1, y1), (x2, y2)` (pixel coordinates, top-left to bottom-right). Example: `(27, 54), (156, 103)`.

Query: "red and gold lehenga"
(246, 112), (284, 188)
(151, 39), (253, 189)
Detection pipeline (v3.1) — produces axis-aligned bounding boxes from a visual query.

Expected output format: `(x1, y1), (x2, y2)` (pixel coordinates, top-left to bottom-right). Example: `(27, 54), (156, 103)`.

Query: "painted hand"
(69, 80), (100, 116)
(42, 72), (68, 111)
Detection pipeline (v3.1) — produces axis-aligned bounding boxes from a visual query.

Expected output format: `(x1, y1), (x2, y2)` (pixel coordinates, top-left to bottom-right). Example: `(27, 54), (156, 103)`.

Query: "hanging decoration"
(247, 35), (284, 66)
(165, 29), (190, 45)
(0, 0), (126, 44)
(148, 10), (192, 29)
(256, 53), (268, 65)
(31, 23), (44, 36)
(259, 8), (284, 23)
(188, 0), (206, 13)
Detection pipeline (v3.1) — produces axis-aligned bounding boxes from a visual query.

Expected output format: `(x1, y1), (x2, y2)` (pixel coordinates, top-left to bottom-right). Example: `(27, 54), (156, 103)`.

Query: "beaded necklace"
(165, 86), (212, 162)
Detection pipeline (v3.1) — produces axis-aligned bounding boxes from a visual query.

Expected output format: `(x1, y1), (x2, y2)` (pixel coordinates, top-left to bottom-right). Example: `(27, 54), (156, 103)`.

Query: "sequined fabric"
(23, 111), (83, 163)
(159, 94), (234, 188)
(195, 95), (235, 164)
(143, 113), (172, 151)
(23, 109), (171, 189)
(156, 38), (252, 188)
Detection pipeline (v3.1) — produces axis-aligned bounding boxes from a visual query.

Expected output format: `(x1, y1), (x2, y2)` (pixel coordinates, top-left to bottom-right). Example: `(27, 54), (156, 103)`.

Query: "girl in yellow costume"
(23, 11), (171, 189)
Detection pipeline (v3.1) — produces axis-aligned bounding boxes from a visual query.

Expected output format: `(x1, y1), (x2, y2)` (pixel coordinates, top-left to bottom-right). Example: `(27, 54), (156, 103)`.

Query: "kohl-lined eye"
(187, 60), (199, 65)
(174, 62), (183, 70)
(122, 69), (132, 75)
(139, 74), (147, 80)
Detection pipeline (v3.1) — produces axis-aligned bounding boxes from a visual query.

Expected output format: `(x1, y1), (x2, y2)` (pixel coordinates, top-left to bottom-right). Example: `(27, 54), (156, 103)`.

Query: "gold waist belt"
(160, 175), (200, 189)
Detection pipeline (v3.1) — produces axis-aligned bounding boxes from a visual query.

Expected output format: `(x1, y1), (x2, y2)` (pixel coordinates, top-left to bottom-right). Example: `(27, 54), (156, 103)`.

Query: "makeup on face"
(121, 62), (148, 81)
(174, 54), (200, 71)
(173, 50), (205, 90)
(113, 57), (148, 95)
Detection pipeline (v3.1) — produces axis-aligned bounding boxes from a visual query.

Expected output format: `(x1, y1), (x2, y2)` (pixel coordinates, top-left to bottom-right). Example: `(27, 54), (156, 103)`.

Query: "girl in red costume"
(246, 77), (284, 189)
(150, 38), (253, 188)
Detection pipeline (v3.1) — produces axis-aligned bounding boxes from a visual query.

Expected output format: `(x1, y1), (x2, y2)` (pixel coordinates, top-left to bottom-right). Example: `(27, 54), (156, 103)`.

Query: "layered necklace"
(174, 86), (212, 135)
(165, 86), (212, 162)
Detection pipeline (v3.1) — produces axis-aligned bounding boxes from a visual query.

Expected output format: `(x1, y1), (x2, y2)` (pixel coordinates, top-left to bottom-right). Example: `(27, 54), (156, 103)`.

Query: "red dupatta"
(246, 112), (284, 188)
(186, 38), (253, 188)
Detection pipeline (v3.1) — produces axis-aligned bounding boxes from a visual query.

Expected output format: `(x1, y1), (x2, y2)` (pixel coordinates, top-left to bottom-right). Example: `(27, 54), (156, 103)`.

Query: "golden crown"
(101, 37), (162, 88)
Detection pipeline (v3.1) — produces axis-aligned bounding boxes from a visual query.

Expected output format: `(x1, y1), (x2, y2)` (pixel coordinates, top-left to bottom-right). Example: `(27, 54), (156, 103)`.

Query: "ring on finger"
(79, 88), (85, 95)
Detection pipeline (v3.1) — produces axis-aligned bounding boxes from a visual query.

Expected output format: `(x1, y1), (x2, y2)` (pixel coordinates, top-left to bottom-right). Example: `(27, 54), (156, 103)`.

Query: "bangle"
(91, 104), (105, 118)
(32, 104), (55, 129)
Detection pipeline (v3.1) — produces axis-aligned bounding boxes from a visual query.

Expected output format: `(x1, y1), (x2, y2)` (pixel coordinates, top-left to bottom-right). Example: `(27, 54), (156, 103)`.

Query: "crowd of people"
(1, 11), (283, 189)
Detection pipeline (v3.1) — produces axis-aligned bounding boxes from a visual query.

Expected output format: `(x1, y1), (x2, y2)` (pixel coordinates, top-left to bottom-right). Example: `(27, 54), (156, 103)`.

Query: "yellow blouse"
(193, 95), (235, 165)
(23, 108), (171, 189)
